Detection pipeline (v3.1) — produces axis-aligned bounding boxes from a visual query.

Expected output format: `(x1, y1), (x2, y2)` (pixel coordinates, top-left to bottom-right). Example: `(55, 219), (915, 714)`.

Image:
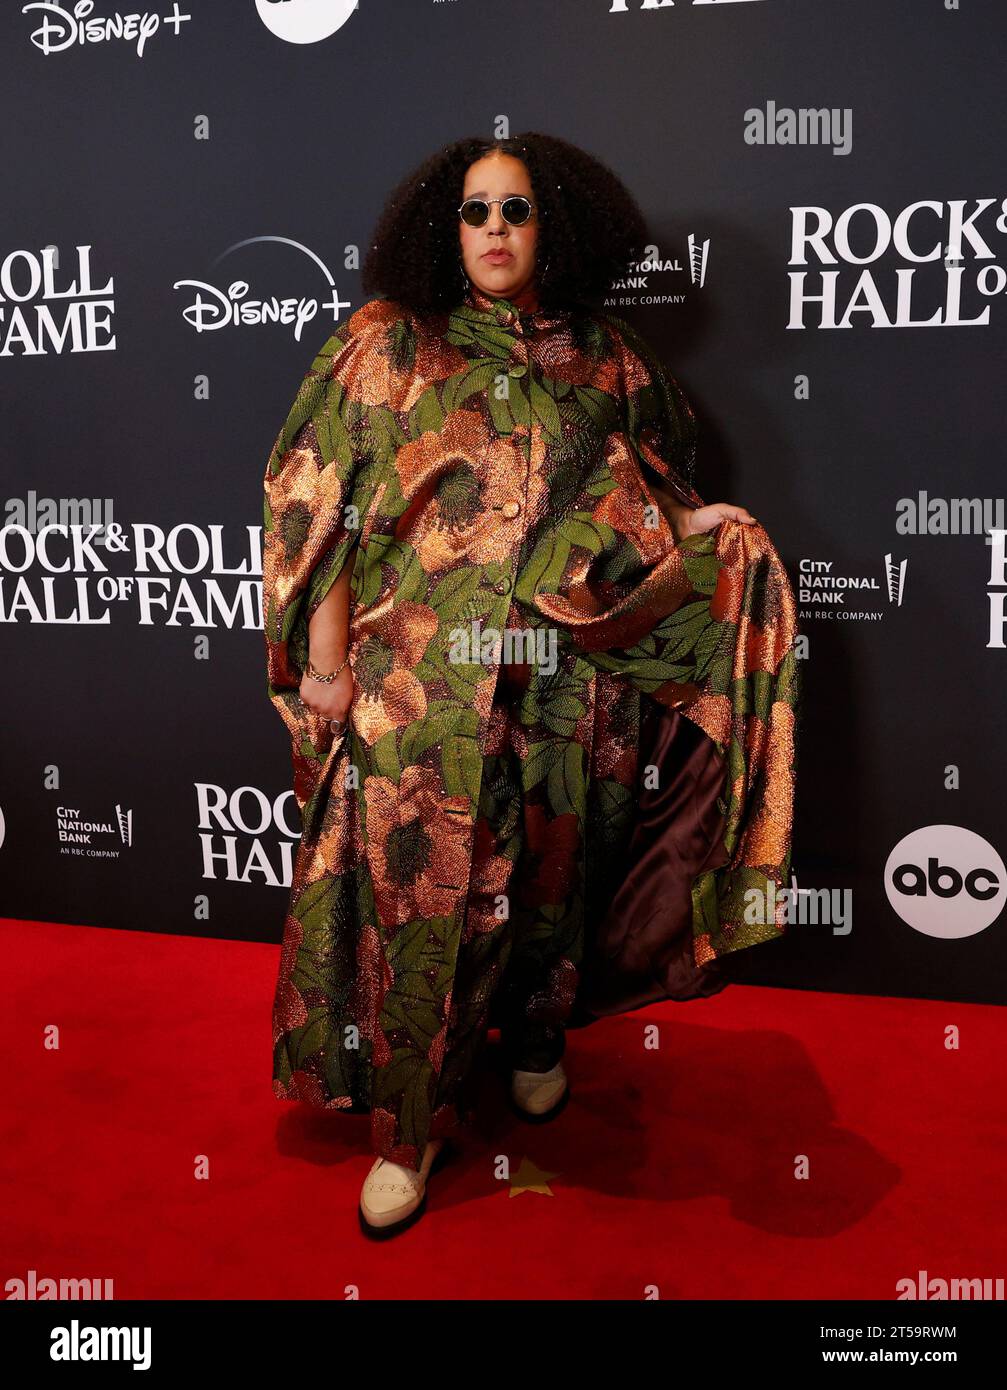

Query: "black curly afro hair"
(360, 132), (651, 319)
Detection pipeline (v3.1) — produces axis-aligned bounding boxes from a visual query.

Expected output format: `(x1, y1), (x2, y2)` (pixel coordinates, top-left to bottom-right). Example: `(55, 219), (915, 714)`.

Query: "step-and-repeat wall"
(3, 1), (1004, 1004)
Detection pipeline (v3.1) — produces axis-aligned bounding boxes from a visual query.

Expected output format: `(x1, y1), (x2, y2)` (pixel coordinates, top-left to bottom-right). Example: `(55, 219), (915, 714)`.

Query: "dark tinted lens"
(460, 199), (489, 226)
(502, 197), (531, 225)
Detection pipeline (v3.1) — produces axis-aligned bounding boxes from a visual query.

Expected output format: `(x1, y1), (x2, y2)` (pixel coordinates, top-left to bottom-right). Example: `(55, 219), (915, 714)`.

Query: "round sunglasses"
(458, 195), (535, 228)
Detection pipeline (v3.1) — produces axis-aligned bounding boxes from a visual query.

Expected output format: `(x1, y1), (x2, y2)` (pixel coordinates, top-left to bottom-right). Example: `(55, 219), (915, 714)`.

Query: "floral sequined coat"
(262, 282), (801, 1152)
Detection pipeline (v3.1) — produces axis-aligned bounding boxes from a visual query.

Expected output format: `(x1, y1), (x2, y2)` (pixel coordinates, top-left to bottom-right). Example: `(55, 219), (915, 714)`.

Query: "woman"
(262, 132), (801, 1238)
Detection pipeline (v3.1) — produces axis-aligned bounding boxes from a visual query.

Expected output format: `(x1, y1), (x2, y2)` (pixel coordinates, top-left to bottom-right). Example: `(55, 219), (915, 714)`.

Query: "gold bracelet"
(305, 654), (350, 684)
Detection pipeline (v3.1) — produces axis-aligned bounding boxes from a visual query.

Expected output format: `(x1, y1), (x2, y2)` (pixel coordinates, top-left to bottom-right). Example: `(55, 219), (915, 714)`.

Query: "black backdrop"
(3, 0), (1005, 1005)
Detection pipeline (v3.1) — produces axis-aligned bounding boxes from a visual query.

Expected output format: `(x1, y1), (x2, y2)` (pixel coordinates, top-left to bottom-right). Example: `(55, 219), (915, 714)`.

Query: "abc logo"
(885, 825), (1005, 938)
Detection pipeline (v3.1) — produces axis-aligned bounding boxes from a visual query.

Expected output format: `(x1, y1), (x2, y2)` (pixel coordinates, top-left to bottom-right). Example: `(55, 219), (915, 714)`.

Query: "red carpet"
(2, 917), (1002, 1300)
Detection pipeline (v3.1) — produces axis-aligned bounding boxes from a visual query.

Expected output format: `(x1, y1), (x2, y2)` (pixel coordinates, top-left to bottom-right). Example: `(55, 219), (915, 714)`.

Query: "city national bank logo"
(1, 245), (114, 357)
(0, 519), (262, 628)
(608, 240), (702, 307)
(58, 802), (133, 858)
(175, 237), (352, 342)
(788, 198), (1007, 329)
(885, 825), (1005, 940)
(23, 2), (191, 57)
(798, 553), (907, 621)
(256, 0), (356, 45)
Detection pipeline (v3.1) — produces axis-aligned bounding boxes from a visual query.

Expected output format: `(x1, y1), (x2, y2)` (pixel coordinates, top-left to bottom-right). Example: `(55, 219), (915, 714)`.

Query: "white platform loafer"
(358, 1139), (451, 1238)
(509, 1060), (570, 1122)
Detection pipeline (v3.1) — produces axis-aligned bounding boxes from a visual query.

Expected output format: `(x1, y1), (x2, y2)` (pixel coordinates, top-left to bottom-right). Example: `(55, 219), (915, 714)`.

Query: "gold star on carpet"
(509, 1156), (561, 1196)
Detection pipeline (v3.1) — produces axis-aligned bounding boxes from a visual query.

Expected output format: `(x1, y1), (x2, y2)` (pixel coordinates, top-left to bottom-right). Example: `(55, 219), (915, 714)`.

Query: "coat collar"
(457, 279), (571, 332)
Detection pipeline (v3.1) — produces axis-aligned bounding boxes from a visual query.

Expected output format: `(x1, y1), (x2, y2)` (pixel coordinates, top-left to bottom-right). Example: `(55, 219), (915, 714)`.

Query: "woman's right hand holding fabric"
(667, 500), (758, 541)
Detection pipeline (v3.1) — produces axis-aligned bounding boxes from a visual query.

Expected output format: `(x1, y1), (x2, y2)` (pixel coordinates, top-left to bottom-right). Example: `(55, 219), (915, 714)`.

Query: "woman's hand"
(300, 547), (358, 730)
(668, 501), (758, 541)
(299, 665), (356, 729)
